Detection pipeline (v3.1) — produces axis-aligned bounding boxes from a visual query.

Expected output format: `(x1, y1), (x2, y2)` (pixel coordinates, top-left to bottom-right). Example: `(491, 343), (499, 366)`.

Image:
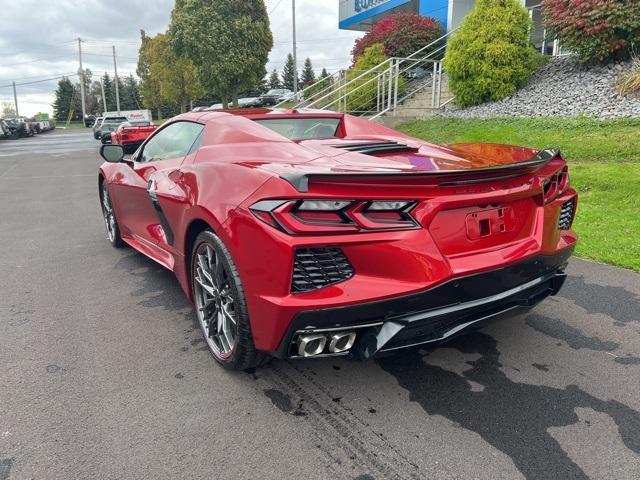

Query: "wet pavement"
(1, 130), (639, 479)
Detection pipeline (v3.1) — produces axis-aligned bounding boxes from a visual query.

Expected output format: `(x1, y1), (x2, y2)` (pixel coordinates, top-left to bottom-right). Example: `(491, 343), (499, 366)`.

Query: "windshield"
(254, 117), (340, 140)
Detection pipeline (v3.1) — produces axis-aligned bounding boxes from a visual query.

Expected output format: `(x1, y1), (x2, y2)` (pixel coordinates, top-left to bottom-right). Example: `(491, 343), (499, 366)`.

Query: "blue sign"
(354, 0), (389, 13)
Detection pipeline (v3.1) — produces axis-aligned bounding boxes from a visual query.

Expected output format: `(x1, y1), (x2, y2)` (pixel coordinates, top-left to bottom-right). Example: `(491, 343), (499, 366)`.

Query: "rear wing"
(279, 148), (560, 192)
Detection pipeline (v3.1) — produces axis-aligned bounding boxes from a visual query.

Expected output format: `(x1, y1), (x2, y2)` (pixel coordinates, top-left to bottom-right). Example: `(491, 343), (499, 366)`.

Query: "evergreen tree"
(443, 0), (542, 107)
(281, 53), (299, 91)
(268, 68), (281, 89)
(100, 73), (116, 111)
(77, 69), (99, 115)
(301, 57), (315, 86)
(52, 77), (76, 121)
(121, 74), (142, 110)
(113, 76), (125, 110)
(90, 80), (105, 114)
(320, 68), (329, 79)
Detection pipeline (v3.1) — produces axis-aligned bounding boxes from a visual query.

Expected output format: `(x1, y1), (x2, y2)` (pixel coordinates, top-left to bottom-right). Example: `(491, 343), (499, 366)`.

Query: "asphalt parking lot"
(1, 130), (639, 480)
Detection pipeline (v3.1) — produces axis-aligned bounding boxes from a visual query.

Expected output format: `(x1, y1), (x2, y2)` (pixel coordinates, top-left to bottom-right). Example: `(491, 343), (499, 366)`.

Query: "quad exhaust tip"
(329, 331), (356, 353)
(297, 334), (327, 357)
(297, 331), (356, 357)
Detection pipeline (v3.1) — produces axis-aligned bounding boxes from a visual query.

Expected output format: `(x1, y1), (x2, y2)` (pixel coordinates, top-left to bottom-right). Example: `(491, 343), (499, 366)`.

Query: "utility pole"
(112, 46), (121, 115)
(77, 38), (87, 124)
(12, 81), (19, 117)
(292, 0), (298, 96)
(100, 77), (107, 113)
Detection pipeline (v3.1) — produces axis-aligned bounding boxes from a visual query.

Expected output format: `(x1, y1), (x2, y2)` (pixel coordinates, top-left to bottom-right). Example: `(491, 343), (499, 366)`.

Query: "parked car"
(94, 116), (127, 140)
(28, 118), (51, 133)
(97, 109), (578, 370)
(108, 121), (158, 153)
(260, 88), (294, 106)
(0, 119), (14, 139)
(4, 117), (32, 137)
(84, 115), (97, 127)
(92, 117), (104, 138)
(237, 97), (263, 108)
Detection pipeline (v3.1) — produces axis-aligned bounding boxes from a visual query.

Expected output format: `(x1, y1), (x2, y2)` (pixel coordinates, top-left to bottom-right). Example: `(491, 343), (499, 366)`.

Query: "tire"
(191, 229), (269, 370)
(100, 181), (125, 248)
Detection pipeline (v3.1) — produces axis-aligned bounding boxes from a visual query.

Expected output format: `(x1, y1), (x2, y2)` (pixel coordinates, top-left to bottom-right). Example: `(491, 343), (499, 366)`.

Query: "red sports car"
(108, 121), (158, 154)
(98, 108), (577, 370)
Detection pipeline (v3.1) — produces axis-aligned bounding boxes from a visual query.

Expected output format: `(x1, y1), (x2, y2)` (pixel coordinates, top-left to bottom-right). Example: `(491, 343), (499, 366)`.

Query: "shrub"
(542, 0), (640, 63)
(346, 43), (406, 113)
(618, 56), (640, 96)
(351, 12), (444, 62)
(443, 0), (543, 108)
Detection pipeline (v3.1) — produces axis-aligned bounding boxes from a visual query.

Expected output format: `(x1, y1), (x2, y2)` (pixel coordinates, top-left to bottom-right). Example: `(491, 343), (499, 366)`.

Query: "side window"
(140, 121), (204, 163)
(187, 128), (205, 155)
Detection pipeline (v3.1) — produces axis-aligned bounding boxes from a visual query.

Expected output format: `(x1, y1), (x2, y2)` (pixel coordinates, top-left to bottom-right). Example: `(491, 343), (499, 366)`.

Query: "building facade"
(339, 0), (548, 52)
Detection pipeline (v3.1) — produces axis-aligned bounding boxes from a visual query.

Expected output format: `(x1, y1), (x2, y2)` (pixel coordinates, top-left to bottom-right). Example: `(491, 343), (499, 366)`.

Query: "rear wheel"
(101, 181), (124, 248)
(191, 230), (268, 370)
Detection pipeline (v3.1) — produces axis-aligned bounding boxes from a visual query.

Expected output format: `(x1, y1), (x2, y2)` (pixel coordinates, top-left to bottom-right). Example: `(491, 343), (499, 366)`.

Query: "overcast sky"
(0, 0), (362, 116)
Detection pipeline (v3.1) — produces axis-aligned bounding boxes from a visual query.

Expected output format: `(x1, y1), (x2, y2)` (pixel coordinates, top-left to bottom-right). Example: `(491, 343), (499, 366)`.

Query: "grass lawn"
(397, 117), (640, 272)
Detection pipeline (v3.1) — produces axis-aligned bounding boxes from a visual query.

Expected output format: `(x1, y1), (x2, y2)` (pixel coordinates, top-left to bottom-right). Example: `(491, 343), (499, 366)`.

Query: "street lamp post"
(292, 0), (298, 96)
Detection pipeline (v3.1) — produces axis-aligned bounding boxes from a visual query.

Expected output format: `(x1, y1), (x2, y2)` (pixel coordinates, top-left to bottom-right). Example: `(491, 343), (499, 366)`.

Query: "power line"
(0, 70), (139, 89)
(0, 41), (77, 57)
(273, 36), (361, 45)
(0, 71), (77, 82)
(0, 55), (75, 67)
(268, 0), (285, 15)
(0, 74), (78, 89)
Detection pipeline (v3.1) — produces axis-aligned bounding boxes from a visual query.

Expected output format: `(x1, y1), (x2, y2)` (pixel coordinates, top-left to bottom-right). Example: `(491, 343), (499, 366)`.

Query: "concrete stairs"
(376, 76), (453, 128)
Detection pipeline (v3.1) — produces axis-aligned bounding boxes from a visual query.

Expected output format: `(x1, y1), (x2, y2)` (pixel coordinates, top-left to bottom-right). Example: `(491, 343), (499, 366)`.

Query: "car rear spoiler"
(279, 148), (560, 192)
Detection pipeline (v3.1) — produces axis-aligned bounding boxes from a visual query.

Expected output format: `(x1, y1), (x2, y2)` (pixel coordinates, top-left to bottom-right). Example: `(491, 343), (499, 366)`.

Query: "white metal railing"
(280, 29), (457, 118)
(527, 4), (570, 57)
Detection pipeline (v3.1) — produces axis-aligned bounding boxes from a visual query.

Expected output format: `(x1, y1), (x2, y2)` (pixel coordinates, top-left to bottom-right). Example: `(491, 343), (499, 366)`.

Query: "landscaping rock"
(439, 57), (640, 118)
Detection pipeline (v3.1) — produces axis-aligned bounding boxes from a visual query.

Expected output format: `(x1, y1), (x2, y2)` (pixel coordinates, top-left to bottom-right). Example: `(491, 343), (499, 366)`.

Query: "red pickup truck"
(108, 121), (158, 154)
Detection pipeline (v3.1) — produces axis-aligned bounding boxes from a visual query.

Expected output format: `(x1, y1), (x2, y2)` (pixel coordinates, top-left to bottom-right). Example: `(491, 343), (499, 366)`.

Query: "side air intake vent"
(330, 141), (419, 155)
(558, 199), (576, 230)
(292, 247), (354, 293)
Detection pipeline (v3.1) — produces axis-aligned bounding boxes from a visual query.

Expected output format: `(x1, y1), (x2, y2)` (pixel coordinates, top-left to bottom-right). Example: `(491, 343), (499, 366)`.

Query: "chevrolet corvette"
(98, 108), (577, 370)
(108, 121), (158, 154)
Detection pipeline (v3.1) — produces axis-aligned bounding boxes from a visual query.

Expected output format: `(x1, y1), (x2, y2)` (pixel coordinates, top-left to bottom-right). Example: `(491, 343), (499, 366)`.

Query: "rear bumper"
(273, 247), (573, 359)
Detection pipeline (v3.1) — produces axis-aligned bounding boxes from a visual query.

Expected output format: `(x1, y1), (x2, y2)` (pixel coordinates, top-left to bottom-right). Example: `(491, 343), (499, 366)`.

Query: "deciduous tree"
(137, 30), (164, 118)
(543, 0), (640, 63)
(169, 0), (273, 108)
(351, 12), (443, 62)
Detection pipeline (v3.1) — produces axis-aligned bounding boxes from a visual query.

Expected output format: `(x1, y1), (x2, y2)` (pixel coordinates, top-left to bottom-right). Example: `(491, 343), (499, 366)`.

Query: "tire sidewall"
(101, 181), (124, 248)
(191, 230), (254, 370)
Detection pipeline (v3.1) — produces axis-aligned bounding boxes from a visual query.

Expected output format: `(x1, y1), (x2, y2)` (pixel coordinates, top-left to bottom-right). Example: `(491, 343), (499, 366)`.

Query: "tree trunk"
(157, 107), (162, 121)
(232, 89), (238, 108)
(222, 95), (229, 109)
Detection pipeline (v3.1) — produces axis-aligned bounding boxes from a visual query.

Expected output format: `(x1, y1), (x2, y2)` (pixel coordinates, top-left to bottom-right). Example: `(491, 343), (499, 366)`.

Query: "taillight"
(250, 199), (419, 234)
(543, 166), (569, 203)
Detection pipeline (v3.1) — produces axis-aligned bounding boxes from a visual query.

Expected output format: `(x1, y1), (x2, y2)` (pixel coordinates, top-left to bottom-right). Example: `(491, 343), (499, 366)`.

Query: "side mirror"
(100, 144), (125, 163)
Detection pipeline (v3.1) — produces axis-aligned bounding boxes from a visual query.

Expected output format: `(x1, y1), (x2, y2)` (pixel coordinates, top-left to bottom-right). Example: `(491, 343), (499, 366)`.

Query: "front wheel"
(191, 230), (268, 370)
(100, 181), (124, 248)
